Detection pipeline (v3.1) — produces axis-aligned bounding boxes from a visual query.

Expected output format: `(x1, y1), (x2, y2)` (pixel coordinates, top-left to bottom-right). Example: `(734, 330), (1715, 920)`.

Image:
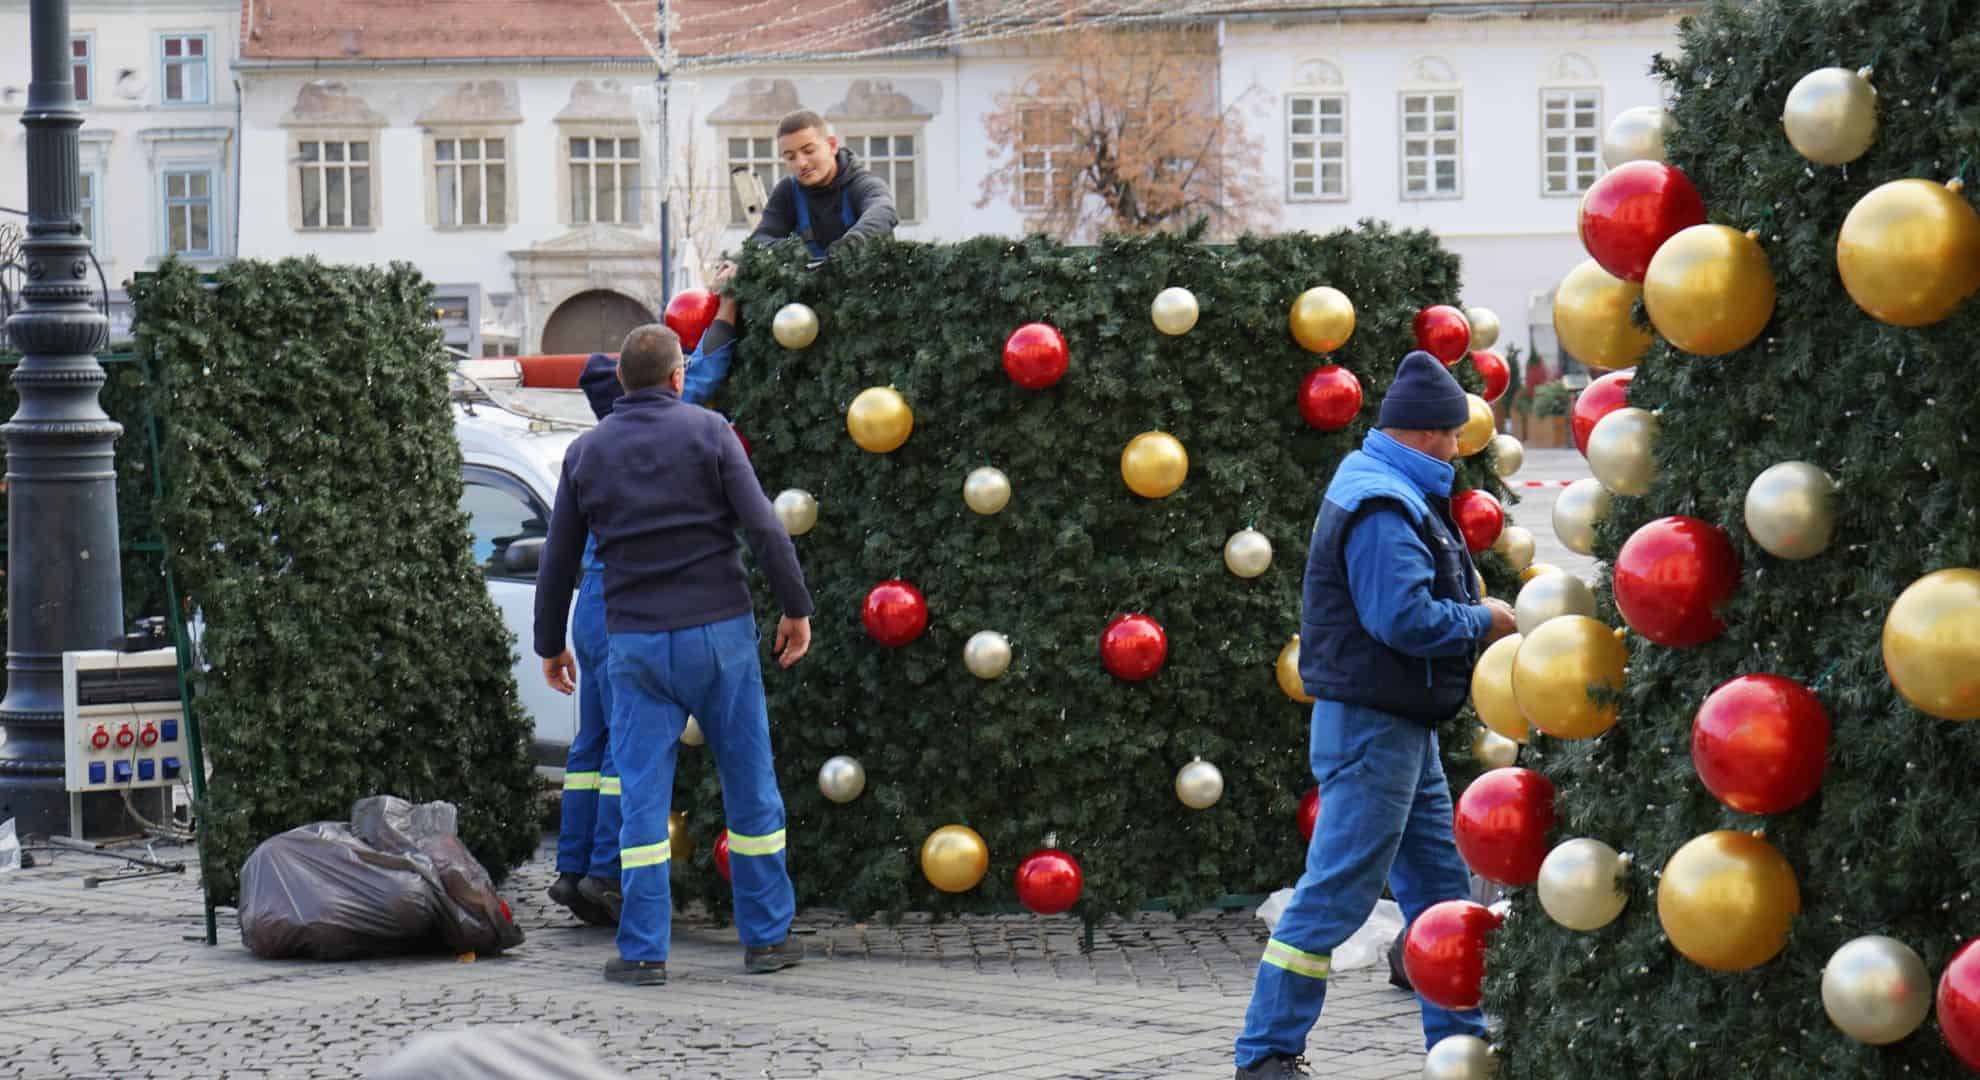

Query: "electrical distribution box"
(63, 648), (186, 794)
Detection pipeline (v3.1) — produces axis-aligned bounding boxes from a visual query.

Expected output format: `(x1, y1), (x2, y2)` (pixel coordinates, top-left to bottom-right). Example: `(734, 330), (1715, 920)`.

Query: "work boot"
(744, 937), (804, 974)
(1235, 1054), (1311, 1078)
(603, 957), (667, 986)
(576, 875), (623, 924)
(547, 872), (583, 908)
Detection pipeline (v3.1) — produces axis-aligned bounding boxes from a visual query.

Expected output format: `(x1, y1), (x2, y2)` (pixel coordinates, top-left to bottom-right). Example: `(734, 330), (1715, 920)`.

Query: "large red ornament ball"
(1413, 306), (1473, 365)
(1571, 370), (1634, 455)
(1101, 613), (1168, 681)
(862, 580), (929, 647)
(1297, 788), (1320, 843)
(1003, 322), (1070, 390)
(1578, 161), (1708, 283)
(1014, 848), (1084, 915)
(1298, 365), (1364, 430)
(1691, 675), (1831, 815)
(1453, 767), (1557, 886)
(1613, 516), (1741, 648)
(664, 288), (721, 352)
(1941, 938), (1980, 1071)
(1470, 350), (1511, 403)
(1403, 900), (1503, 1011)
(714, 831), (732, 882)
(1451, 489), (1505, 553)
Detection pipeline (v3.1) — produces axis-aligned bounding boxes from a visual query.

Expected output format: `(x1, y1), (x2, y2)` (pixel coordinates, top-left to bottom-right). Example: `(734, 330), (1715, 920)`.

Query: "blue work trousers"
(557, 574), (622, 878)
(1235, 702), (1487, 1067)
(607, 613), (795, 962)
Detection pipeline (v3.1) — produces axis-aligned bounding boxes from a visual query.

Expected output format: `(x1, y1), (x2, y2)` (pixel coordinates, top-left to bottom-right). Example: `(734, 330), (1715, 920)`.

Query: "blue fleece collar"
(1362, 430), (1455, 499)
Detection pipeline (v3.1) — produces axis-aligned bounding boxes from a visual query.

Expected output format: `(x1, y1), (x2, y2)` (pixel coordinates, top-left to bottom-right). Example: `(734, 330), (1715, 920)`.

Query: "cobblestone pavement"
(0, 837), (1429, 1079)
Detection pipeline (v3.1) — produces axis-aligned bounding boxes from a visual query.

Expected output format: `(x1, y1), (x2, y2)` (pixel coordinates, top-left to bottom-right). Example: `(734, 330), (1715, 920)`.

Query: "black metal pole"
(657, 0), (673, 305)
(0, 0), (125, 837)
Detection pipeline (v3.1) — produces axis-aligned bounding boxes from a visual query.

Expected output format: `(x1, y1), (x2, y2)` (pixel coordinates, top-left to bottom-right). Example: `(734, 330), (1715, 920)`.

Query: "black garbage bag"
(351, 795), (524, 956)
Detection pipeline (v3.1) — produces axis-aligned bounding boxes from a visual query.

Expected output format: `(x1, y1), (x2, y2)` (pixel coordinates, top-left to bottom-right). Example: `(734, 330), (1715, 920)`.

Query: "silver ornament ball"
(773, 488), (819, 536)
(1464, 307), (1501, 351)
(1151, 286), (1201, 336)
(1782, 66), (1878, 166)
(1552, 478), (1613, 557)
(1537, 838), (1631, 931)
(772, 302), (820, 349)
(1175, 758), (1225, 810)
(1585, 407), (1658, 497)
(1822, 935), (1932, 1045)
(1514, 569), (1597, 636)
(1423, 1034), (1495, 1080)
(1744, 461), (1837, 561)
(963, 466), (1012, 515)
(818, 755), (868, 804)
(1473, 727), (1519, 770)
(681, 715), (705, 746)
(963, 630), (1013, 680)
(1491, 525), (1536, 573)
(1223, 527), (1274, 578)
(1489, 433), (1524, 478)
(1602, 105), (1672, 167)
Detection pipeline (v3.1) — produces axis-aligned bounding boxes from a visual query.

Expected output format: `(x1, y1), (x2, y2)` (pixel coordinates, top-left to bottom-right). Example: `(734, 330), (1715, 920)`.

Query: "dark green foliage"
(1487, 2), (1980, 1074)
(126, 259), (540, 905)
(676, 227), (1517, 922)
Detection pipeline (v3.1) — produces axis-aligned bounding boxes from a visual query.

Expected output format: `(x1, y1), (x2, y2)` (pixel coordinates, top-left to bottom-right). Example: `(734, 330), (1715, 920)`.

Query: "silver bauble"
(1537, 838), (1631, 931)
(681, 715), (705, 746)
(1151, 286), (1201, 336)
(1174, 758), (1224, 810)
(1743, 461), (1836, 560)
(772, 302), (820, 349)
(1821, 935), (1932, 1045)
(1473, 727), (1519, 770)
(1585, 407), (1658, 497)
(1423, 1034), (1495, 1080)
(1488, 433), (1524, 478)
(1602, 105), (1672, 167)
(1223, 527), (1274, 578)
(1464, 307), (1501, 351)
(818, 755), (867, 804)
(1514, 569), (1597, 636)
(1783, 67), (1878, 166)
(1552, 478), (1613, 556)
(963, 466), (1012, 515)
(963, 630), (1013, 680)
(773, 488), (819, 536)
(1491, 525), (1536, 572)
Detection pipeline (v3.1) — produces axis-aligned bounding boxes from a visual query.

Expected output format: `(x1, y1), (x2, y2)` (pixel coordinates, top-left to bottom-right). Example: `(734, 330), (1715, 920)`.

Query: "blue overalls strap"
(792, 186), (857, 260)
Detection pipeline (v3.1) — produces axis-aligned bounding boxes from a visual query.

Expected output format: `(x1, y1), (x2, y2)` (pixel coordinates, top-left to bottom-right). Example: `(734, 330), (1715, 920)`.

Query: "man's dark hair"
(777, 109), (828, 139)
(618, 323), (683, 392)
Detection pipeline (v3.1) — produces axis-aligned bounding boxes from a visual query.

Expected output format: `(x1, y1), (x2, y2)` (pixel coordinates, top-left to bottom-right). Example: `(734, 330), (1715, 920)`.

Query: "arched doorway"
(539, 290), (652, 355)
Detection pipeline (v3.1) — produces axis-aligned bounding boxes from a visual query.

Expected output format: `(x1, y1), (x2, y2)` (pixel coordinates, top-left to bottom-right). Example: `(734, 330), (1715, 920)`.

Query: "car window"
(461, 469), (550, 580)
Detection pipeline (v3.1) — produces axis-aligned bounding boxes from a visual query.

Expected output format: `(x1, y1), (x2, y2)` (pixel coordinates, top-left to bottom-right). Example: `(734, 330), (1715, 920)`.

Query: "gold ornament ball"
(1122, 431), (1189, 498)
(1474, 569), (1487, 600)
(1883, 568), (1980, 720)
(1175, 758), (1225, 810)
(1512, 614), (1627, 740)
(681, 715), (705, 746)
(920, 825), (990, 893)
(1538, 838), (1631, 931)
(1837, 178), (1980, 327)
(1276, 637), (1315, 704)
(668, 810), (695, 862)
(1552, 477), (1613, 557)
(818, 755), (867, 804)
(1822, 935), (1933, 1045)
(1520, 562), (1562, 585)
(847, 386), (914, 453)
(1423, 1034), (1496, 1080)
(963, 466), (1012, 515)
(1657, 830), (1800, 972)
(1586, 407), (1658, 497)
(1514, 569), (1597, 636)
(772, 302), (820, 349)
(963, 630), (1013, 680)
(1224, 528), (1274, 578)
(1472, 727), (1519, 770)
(1464, 307), (1501, 351)
(1471, 633), (1528, 744)
(1644, 224), (1777, 357)
(1553, 259), (1651, 371)
(772, 488), (818, 536)
(1489, 434), (1524, 478)
(1492, 525), (1536, 573)
(1744, 461), (1837, 560)
(1151, 286), (1201, 336)
(1457, 395), (1495, 457)
(1782, 66), (1878, 166)
(1602, 105), (1672, 167)
(1289, 286), (1356, 353)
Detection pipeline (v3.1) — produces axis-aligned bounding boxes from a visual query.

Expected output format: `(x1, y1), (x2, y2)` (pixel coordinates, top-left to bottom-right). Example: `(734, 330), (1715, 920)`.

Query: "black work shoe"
(577, 875), (623, 924)
(603, 957), (667, 986)
(744, 937), (804, 974)
(1235, 1054), (1312, 1078)
(547, 872), (583, 908)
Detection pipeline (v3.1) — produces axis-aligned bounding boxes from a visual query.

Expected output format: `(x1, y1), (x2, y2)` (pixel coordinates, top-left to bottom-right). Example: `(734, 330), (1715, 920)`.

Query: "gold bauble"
(1276, 637), (1315, 704)
(963, 466), (1012, 515)
(1492, 525), (1536, 573)
(1643, 224), (1777, 357)
(1782, 66), (1878, 166)
(1489, 434), (1524, 478)
(1475, 569), (1487, 600)
(681, 715), (704, 746)
(1882, 568), (1980, 720)
(1602, 105), (1672, 167)
(1121, 431), (1188, 498)
(1512, 614), (1626, 740)
(1537, 838), (1630, 931)
(1151, 286), (1201, 336)
(1471, 633), (1527, 744)
(1743, 461), (1836, 560)
(1224, 527), (1274, 578)
(1514, 570), (1597, 636)
(668, 810), (695, 862)
(1423, 1034), (1496, 1080)
(771, 302), (820, 349)
(1289, 286), (1356, 353)
(1657, 830), (1800, 972)
(1837, 178), (1980, 327)
(1822, 935), (1933, 1046)
(772, 488), (818, 536)
(1520, 562), (1562, 584)
(817, 755), (867, 804)
(1472, 727), (1519, 770)
(847, 386), (913, 453)
(963, 630), (1013, 680)
(1457, 395), (1495, 457)
(1464, 307), (1501, 351)
(1586, 407), (1658, 497)
(1175, 757), (1225, 809)
(1553, 259), (1651, 371)
(920, 825), (990, 893)
(1552, 477), (1612, 557)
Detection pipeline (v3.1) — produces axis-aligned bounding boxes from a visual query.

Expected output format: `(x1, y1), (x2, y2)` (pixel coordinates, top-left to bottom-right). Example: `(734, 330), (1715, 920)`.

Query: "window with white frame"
(162, 169), (213, 256)
(79, 171), (99, 244)
(434, 136), (507, 227)
(1400, 92), (1461, 199)
(840, 133), (919, 223)
(1287, 94), (1347, 201)
(1017, 105), (1075, 211)
(71, 35), (91, 104)
(160, 34), (209, 105)
(569, 135), (640, 226)
(297, 138), (373, 230)
(1542, 88), (1603, 196)
(727, 135), (784, 224)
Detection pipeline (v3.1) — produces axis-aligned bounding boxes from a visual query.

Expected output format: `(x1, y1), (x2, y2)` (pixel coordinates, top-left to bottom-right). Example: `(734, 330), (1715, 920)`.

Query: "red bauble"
(1297, 788), (1320, 843)
(1571, 370), (1634, 455)
(1298, 365), (1363, 431)
(664, 289), (721, 352)
(1691, 674), (1830, 815)
(1940, 939), (1980, 1071)
(1402, 900), (1503, 1011)
(714, 831), (732, 882)
(1014, 848), (1084, 915)
(731, 424), (753, 458)
(1003, 322), (1070, 390)
(1454, 767), (1556, 886)
(862, 580), (929, 647)
(1100, 613), (1168, 681)
(1577, 161), (1707, 283)
(1413, 306), (1473, 365)
(1470, 350), (1511, 403)
(1450, 489), (1505, 554)
(1613, 516), (1740, 648)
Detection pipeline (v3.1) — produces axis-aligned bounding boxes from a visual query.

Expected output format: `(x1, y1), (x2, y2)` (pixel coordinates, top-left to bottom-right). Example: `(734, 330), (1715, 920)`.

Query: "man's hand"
(1482, 598), (1518, 643)
(712, 261), (738, 290)
(773, 616), (811, 669)
(542, 650), (577, 695)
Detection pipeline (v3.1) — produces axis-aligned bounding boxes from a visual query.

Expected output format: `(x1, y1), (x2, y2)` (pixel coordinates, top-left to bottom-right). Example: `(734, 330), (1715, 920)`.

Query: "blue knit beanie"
(1376, 350), (1470, 430)
(578, 353), (624, 420)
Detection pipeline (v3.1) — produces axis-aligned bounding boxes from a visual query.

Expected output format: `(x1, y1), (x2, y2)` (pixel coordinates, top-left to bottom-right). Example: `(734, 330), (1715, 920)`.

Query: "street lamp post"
(0, 0), (126, 837)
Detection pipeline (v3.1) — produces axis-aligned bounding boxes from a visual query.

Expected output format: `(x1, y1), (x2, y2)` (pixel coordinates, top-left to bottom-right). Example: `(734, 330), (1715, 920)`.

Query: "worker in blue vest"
(1233, 352), (1518, 1077)
(746, 109), (899, 261)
